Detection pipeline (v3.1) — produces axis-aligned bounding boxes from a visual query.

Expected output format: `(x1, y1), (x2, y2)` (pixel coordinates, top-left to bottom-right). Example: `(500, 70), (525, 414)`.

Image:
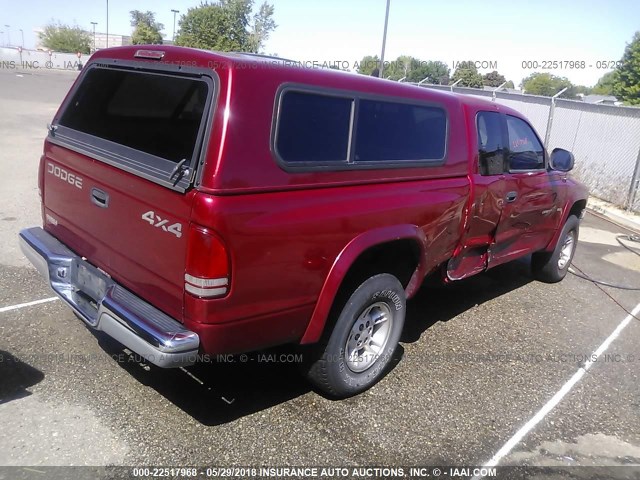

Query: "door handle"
(90, 188), (109, 208)
(505, 191), (518, 203)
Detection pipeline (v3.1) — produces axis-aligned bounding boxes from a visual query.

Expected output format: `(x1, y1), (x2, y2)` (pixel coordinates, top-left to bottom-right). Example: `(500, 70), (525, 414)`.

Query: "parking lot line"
(473, 300), (640, 479)
(0, 296), (58, 314)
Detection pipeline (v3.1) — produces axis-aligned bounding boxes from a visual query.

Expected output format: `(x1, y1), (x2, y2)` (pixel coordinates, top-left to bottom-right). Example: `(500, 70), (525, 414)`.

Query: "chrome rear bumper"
(18, 227), (199, 368)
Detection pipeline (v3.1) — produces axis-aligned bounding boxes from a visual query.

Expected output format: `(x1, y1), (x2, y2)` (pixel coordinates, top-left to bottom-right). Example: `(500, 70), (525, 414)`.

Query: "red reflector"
(134, 49), (165, 60)
(185, 225), (230, 298)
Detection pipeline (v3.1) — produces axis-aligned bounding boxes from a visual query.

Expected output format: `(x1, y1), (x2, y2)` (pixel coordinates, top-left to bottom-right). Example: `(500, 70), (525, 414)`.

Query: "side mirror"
(549, 148), (575, 172)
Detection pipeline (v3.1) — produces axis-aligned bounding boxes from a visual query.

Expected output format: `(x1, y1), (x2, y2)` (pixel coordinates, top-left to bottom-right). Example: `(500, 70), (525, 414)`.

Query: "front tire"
(304, 273), (406, 398)
(532, 215), (580, 283)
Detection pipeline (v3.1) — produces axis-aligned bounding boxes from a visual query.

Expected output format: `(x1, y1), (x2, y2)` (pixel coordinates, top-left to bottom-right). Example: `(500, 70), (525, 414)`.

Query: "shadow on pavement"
(93, 333), (310, 426)
(402, 257), (533, 343)
(88, 257), (534, 426)
(0, 350), (45, 404)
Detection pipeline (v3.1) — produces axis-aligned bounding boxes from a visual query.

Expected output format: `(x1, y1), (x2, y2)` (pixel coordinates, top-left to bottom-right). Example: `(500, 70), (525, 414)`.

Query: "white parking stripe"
(473, 301), (640, 479)
(0, 296), (59, 313)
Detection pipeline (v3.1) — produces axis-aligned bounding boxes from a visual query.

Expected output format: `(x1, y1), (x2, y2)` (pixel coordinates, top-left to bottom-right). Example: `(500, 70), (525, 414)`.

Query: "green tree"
(592, 71), (618, 95)
(130, 10), (164, 44)
(247, 2), (277, 53)
(451, 61), (483, 88)
(406, 60), (449, 85)
(384, 54), (413, 80)
(132, 24), (163, 45)
(356, 55), (450, 83)
(176, 2), (248, 51)
(176, 0), (275, 53)
(482, 70), (507, 87)
(38, 22), (91, 54)
(521, 73), (575, 98)
(613, 31), (640, 105)
(355, 55), (381, 76)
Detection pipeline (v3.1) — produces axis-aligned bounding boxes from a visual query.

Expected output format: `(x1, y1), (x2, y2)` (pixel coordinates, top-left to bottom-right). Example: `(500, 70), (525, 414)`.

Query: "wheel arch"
(300, 225), (427, 344)
(544, 195), (588, 252)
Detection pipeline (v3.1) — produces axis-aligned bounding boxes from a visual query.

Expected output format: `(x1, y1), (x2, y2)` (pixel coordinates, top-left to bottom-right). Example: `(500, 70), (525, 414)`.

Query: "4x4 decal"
(141, 211), (183, 238)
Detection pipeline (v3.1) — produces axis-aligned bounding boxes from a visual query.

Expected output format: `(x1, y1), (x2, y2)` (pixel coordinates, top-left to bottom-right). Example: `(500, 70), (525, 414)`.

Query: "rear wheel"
(303, 273), (406, 398)
(532, 215), (580, 283)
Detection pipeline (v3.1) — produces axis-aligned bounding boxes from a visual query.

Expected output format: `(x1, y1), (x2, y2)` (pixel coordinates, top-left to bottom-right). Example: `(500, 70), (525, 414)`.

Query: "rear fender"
(299, 224), (428, 344)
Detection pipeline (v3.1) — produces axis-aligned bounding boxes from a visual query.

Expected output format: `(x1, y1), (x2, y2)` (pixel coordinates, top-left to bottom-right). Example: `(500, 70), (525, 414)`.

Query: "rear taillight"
(38, 155), (45, 200)
(185, 225), (230, 298)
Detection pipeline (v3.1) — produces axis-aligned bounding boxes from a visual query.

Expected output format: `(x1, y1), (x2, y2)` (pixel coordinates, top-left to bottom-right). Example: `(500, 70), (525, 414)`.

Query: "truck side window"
(354, 100), (446, 162)
(476, 111), (505, 176)
(276, 91), (353, 163)
(506, 115), (545, 171)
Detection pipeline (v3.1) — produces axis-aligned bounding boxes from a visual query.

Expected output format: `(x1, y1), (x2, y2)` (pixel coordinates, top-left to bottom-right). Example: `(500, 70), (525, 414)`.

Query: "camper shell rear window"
(52, 63), (215, 192)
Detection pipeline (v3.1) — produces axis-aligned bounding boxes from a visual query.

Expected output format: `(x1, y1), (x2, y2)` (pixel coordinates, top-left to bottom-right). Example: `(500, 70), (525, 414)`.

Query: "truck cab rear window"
(59, 67), (209, 164)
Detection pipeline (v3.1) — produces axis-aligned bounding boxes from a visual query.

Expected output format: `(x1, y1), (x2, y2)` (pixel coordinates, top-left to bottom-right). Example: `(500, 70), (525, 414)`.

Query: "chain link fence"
(422, 83), (640, 212)
(548, 100), (640, 209)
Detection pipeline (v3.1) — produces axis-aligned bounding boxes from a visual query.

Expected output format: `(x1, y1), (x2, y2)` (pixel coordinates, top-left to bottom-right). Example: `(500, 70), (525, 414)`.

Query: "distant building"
(34, 27), (131, 53)
(482, 86), (523, 94)
(91, 34), (171, 51)
(580, 94), (620, 106)
(92, 33), (132, 51)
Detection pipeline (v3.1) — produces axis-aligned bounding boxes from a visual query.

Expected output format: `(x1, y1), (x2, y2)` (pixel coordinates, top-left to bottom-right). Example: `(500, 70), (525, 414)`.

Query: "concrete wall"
(0, 46), (86, 72)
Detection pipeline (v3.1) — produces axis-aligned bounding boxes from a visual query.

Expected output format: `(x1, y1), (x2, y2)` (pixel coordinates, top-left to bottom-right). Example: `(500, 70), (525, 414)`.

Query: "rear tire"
(532, 215), (580, 283)
(303, 273), (406, 398)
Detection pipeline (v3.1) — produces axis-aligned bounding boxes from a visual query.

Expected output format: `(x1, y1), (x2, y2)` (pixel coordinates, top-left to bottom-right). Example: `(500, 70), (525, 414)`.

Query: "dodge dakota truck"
(19, 46), (588, 398)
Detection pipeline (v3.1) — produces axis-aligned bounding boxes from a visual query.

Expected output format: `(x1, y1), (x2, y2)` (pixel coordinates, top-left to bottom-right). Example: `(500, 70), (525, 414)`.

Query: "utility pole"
(91, 22), (97, 52)
(19, 28), (24, 48)
(171, 9), (180, 42)
(106, 0), (109, 48)
(4, 25), (10, 47)
(379, 0), (391, 78)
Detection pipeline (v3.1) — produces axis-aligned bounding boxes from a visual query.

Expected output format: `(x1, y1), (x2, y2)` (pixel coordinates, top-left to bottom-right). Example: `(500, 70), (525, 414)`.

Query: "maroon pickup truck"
(19, 46), (588, 398)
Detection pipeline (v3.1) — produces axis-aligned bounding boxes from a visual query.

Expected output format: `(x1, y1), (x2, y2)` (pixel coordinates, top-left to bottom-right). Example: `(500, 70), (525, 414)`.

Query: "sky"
(0, 0), (638, 87)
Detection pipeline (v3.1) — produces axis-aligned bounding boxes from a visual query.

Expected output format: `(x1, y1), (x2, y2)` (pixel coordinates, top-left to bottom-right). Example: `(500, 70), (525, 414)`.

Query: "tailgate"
(42, 148), (192, 321)
(41, 61), (215, 321)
